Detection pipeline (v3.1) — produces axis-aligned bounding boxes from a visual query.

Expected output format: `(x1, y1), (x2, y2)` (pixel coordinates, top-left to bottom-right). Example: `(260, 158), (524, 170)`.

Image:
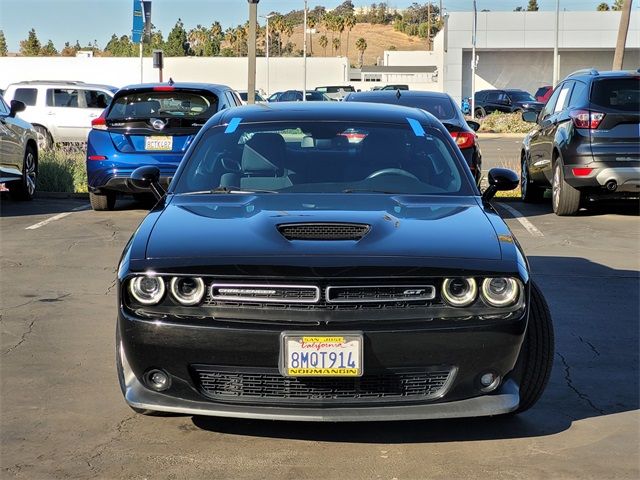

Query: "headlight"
(442, 278), (477, 307)
(481, 277), (520, 307)
(169, 277), (205, 305)
(129, 275), (165, 305)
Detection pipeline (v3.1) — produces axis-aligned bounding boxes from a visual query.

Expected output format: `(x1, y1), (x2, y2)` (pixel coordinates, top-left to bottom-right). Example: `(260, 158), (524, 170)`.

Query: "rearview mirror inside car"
(522, 111), (538, 123)
(466, 120), (480, 132)
(9, 100), (26, 117)
(482, 168), (519, 202)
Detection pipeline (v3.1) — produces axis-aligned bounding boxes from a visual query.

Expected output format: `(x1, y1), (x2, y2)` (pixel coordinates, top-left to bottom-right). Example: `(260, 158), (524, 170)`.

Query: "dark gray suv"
(521, 69), (639, 215)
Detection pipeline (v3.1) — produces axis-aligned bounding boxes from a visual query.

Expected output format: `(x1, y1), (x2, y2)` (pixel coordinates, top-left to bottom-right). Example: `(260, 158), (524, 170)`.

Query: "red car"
(535, 85), (553, 104)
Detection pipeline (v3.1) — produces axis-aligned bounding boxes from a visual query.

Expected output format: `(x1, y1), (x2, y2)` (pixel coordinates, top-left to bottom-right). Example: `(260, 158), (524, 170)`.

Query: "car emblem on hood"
(151, 118), (166, 131)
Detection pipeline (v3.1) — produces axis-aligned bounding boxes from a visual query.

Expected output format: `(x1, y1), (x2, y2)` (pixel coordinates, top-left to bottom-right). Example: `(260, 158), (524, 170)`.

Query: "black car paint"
(475, 89), (544, 116)
(117, 102), (530, 418)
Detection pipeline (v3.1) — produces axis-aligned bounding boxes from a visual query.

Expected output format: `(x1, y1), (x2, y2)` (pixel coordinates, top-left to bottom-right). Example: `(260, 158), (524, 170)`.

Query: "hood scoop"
(277, 222), (371, 241)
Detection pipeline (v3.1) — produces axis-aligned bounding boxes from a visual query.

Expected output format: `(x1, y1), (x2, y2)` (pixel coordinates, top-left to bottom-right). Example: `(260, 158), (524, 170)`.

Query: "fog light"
(479, 372), (501, 392)
(145, 369), (170, 391)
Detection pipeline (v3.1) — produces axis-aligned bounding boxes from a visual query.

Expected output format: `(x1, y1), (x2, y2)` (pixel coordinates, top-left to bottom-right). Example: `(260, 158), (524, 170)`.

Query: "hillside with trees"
(0, 2), (445, 65)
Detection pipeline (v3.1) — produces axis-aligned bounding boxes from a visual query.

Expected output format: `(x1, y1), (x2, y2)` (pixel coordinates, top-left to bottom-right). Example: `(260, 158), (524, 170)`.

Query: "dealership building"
(0, 10), (638, 101)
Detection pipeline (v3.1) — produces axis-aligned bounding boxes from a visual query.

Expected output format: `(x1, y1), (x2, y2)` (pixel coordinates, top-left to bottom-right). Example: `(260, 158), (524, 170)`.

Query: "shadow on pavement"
(0, 194), (153, 218)
(497, 197), (639, 218)
(190, 256), (639, 442)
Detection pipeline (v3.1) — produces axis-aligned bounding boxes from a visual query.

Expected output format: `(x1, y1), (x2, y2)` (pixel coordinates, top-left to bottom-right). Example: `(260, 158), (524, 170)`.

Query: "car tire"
(89, 191), (116, 211)
(521, 153), (544, 203)
(552, 160), (581, 216)
(8, 144), (37, 201)
(474, 107), (486, 119)
(33, 125), (53, 151)
(512, 281), (554, 414)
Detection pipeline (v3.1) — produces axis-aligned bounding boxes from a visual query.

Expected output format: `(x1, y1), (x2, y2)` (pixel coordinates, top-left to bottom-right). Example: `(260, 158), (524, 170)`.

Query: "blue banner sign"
(132, 0), (144, 44)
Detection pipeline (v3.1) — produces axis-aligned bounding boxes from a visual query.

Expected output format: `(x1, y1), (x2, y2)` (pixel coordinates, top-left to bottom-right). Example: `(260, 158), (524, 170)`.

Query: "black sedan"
(117, 102), (554, 421)
(345, 90), (482, 185)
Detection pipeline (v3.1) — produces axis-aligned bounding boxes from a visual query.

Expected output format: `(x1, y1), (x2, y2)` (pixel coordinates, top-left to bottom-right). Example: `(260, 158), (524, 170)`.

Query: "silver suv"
(3, 80), (117, 149)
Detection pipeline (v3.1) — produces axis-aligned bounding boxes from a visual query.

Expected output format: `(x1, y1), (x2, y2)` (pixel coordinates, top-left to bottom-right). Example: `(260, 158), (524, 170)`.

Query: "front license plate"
(281, 333), (363, 377)
(145, 136), (173, 151)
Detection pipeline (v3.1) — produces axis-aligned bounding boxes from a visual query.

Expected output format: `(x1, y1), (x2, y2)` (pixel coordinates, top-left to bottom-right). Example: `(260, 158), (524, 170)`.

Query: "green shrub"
(478, 112), (536, 134)
(37, 145), (87, 193)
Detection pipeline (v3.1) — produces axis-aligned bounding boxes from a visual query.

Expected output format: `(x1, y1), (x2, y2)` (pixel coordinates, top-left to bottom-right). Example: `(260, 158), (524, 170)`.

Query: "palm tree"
(324, 12), (335, 45)
(336, 16), (346, 55)
(332, 37), (341, 56)
(319, 35), (328, 56)
(225, 28), (237, 55)
(282, 20), (294, 53)
(307, 16), (317, 54)
(355, 37), (367, 67)
(344, 15), (356, 57)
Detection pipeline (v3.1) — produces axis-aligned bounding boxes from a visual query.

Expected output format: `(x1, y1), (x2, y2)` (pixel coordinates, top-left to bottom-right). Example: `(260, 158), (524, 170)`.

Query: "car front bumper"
(117, 303), (527, 421)
(119, 336), (519, 421)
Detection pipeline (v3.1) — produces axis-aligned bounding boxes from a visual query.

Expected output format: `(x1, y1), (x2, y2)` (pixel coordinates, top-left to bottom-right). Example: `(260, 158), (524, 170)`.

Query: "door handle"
(47, 112), (55, 116)
(89, 113), (98, 118)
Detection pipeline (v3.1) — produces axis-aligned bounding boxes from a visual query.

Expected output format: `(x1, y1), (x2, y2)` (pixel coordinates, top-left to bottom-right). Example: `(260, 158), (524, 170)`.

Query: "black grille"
(211, 284), (319, 303)
(194, 366), (453, 404)
(326, 285), (436, 303)
(277, 223), (370, 241)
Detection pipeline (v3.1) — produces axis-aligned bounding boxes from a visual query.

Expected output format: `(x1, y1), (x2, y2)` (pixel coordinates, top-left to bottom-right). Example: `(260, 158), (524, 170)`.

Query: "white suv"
(2, 81), (117, 149)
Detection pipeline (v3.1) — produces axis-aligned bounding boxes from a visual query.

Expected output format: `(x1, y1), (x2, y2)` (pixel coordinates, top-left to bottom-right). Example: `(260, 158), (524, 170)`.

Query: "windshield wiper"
(342, 188), (402, 194)
(183, 186), (279, 195)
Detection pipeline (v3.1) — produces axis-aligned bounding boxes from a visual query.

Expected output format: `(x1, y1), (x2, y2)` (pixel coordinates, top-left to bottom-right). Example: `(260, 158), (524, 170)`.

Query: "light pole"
(247, 0), (260, 104)
(552, 0), (560, 86)
(471, 0), (477, 117)
(303, 0), (308, 101)
(261, 13), (275, 97)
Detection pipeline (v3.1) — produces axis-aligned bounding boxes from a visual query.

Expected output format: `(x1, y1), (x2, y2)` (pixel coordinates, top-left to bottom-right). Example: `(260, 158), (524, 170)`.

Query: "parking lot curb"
(35, 192), (89, 199)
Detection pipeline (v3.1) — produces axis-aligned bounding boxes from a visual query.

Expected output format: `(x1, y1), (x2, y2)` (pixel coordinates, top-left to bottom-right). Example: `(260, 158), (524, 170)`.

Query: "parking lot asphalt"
(1, 189), (638, 479)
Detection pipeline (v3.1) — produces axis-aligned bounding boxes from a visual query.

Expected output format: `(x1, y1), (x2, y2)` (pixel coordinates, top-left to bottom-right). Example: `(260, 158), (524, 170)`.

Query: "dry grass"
(38, 145), (87, 193)
(478, 112), (536, 134)
(287, 23), (428, 67)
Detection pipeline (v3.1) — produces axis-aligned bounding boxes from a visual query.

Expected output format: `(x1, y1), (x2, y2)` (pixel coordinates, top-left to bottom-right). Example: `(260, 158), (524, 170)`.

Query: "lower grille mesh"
(194, 367), (453, 404)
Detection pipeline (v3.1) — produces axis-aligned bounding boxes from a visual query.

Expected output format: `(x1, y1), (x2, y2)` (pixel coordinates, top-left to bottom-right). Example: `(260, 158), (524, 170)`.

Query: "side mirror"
(522, 111), (538, 123)
(9, 100), (26, 117)
(466, 120), (480, 132)
(482, 168), (519, 202)
(130, 165), (165, 200)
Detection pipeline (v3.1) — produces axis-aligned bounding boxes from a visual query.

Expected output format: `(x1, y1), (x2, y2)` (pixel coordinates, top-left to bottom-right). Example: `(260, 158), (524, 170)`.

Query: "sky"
(0, 0), (634, 52)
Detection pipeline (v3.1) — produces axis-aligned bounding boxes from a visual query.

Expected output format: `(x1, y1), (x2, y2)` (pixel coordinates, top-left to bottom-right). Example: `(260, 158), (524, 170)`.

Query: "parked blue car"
(86, 82), (239, 210)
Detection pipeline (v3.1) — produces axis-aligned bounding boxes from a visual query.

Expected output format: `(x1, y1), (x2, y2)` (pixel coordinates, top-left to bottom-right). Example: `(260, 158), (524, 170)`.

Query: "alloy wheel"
(521, 157), (528, 199)
(552, 164), (561, 211)
(25, 151), (36, 196)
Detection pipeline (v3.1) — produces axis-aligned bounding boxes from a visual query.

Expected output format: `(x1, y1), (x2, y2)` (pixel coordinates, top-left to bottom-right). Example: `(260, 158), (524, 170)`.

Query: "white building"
(384, 10), (640, 102)
(0, 11), (638, 100)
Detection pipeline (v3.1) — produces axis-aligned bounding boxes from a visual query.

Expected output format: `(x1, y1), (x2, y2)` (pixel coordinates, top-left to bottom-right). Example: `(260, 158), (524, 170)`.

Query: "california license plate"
(145, 136), (173, 151)
(280, 333), (363, 377)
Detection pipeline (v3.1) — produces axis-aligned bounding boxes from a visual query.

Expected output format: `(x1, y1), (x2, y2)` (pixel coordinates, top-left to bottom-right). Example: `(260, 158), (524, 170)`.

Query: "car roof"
(568, 69), (639, 80)
(347, 90), (452, 102)
(8, 80), (117, 90)
(210, 101), (441, 128)
(117, 82), (232, 93)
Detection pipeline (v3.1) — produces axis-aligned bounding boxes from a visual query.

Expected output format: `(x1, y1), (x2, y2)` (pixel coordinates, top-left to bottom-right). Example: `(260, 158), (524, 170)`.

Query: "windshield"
(591, 78), (639, 112)
(349, 95), (456, 120)
(239, 92), (265, 102)
(508, 91), (536, 102)
(107, 90), (218, 120)
(174, 121), (472, 196)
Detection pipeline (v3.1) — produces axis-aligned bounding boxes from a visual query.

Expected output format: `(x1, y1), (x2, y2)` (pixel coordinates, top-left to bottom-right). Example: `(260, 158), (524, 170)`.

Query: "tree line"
(0, 0), (625, 61)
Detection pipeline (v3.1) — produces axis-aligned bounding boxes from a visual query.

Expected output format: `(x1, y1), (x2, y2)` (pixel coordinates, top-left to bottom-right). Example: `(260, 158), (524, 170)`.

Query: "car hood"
(144, 194), (502, 261)
(515, 100), (544, 109)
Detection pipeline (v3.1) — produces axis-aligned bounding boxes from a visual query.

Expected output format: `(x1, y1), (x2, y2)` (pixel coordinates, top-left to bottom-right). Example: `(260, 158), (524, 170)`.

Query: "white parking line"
(25, 204), (90, 230)
(499, 203), (544, 237)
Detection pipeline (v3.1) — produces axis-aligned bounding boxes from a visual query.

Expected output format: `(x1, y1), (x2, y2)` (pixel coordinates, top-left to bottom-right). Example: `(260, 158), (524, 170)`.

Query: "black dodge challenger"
(117, 102), (554, 421)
